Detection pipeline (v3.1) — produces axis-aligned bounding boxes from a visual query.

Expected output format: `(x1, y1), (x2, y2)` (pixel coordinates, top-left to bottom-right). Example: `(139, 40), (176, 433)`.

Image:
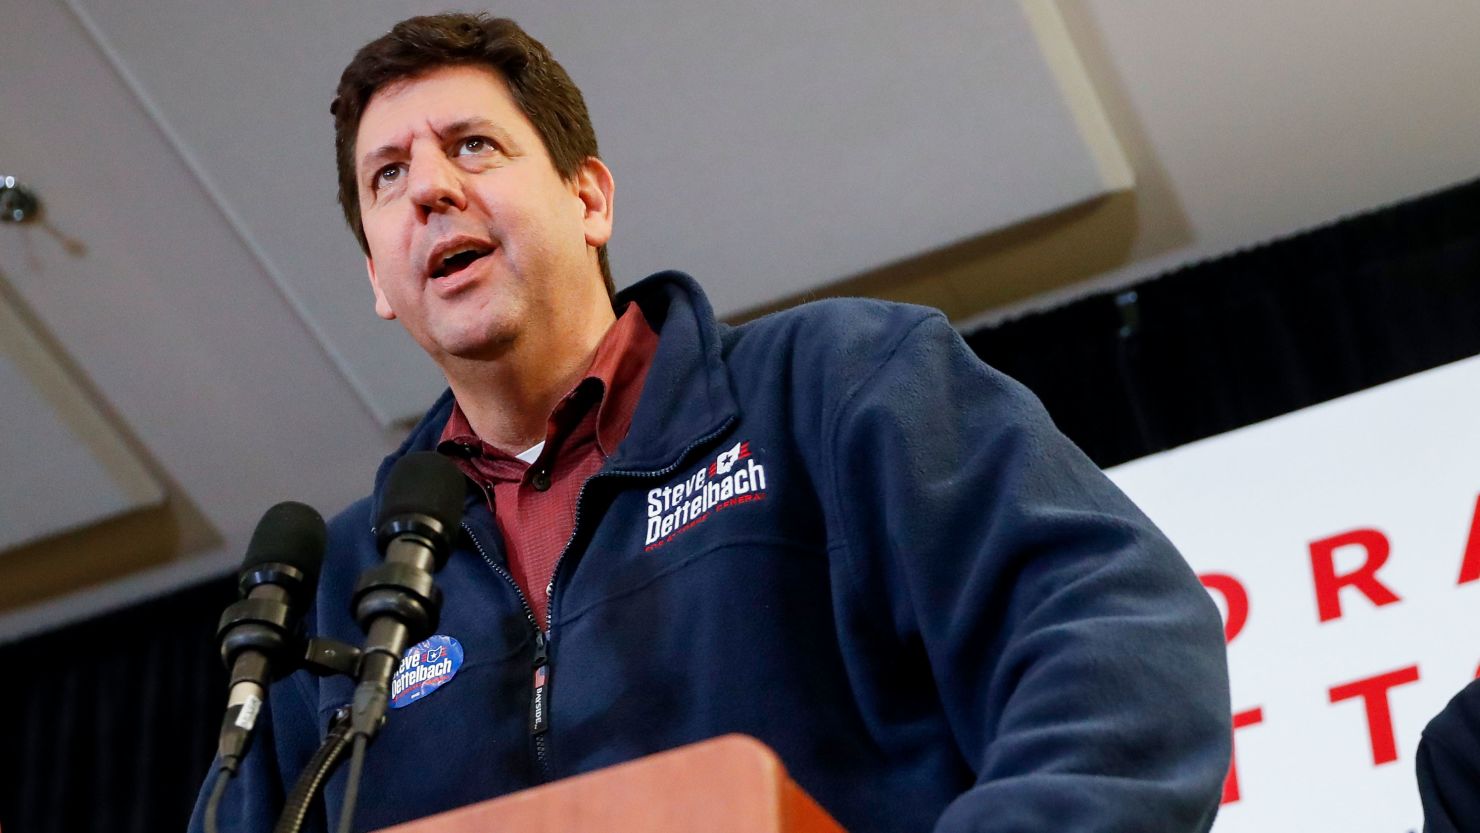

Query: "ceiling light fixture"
(0, 176), (41, 223)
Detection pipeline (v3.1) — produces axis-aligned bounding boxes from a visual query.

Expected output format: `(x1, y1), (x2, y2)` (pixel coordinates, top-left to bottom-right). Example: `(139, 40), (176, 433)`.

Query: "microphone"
(348, 451), (464, 737)
(215, 501), (326, 767)
(332, 453), (464, 833)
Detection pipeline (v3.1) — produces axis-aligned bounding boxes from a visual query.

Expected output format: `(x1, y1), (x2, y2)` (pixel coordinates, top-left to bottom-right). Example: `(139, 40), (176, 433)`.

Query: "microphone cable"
(334, 734), (370, 833)
(273, 707), (354, 833)
(203, 761), (233, 833)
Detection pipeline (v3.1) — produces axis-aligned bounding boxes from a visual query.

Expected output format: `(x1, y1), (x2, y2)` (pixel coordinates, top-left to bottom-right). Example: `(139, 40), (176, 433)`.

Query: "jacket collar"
(372, 271), (738, 508)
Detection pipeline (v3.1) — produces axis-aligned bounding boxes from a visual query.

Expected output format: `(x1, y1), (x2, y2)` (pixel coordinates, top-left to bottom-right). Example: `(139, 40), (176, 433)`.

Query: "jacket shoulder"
(325, 493), (374, 535)
(730, 295), (941, 339)
(310, 495), (378, 631)
(724, 297), (947, 374)
(322, 494), (376, 563)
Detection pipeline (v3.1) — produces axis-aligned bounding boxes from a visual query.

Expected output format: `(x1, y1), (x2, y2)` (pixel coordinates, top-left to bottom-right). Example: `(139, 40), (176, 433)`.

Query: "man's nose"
(407, 154), (467, 217)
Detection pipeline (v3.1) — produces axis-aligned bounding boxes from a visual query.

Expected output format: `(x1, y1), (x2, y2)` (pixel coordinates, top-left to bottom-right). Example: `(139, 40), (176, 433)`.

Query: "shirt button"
(531, 469), (551, 491)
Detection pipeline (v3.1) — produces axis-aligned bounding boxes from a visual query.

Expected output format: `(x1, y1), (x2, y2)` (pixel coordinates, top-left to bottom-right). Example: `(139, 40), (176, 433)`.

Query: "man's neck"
(442, 302), (617, 454)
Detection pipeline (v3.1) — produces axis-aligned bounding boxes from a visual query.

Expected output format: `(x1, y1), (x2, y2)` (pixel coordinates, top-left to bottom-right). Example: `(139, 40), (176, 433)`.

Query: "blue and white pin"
(390, 634), (464, 709)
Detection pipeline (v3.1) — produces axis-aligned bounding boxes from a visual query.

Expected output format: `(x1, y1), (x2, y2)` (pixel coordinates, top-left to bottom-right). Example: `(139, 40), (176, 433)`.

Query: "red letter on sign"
(1200, 573), (1250, 643)
(1309, 529), (1401, 622)
(1221, 707), (1264, 804)
(1457, 495), (1480, 585)
(1328, 665), (1420, 766)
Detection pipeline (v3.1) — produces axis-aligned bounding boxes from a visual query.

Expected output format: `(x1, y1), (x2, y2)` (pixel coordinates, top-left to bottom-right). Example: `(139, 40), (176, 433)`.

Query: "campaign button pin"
(390, 635), (463, 709)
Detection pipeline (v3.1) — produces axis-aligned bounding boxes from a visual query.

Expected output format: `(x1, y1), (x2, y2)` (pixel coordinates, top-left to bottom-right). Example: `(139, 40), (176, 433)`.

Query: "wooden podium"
(379, 734), (846, 833)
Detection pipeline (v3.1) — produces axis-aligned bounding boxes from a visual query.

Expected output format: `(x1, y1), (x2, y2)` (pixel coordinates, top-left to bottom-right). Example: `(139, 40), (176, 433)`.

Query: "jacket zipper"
(462, 415), (736, 783)
(460, 520), (552, 781)
(541, 414), (737, 632)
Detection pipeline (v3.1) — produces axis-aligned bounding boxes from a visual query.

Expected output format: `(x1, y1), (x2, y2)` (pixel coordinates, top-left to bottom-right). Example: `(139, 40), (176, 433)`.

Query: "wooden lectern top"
(377, 734), (846, 833)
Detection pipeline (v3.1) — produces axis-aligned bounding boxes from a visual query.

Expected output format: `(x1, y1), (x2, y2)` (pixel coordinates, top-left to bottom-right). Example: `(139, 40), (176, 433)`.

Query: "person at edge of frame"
(1418, 677), (1480, 832)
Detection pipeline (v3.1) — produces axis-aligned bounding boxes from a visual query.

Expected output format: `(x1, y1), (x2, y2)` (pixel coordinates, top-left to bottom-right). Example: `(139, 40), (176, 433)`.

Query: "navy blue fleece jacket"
(191, 271), (1231, 832)
(1418, 678), (1480, 831)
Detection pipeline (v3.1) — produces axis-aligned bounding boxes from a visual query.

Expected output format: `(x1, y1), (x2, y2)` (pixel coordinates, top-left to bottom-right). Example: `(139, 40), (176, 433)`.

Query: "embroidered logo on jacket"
(645, 441), (767, 550)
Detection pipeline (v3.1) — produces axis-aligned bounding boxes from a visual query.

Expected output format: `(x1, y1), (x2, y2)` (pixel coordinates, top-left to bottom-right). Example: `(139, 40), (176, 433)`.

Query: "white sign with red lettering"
(1107, 353), (1480, 833)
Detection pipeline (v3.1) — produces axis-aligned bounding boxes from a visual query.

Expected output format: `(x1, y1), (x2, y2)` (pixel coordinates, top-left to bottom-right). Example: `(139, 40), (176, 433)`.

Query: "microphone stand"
(271, 546), (447, 833)
(271, 452), (461, 833)
(270, 638), (363, 833)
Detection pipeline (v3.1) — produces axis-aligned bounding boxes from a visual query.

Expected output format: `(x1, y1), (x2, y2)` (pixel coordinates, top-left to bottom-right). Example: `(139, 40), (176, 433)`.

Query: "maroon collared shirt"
(437, 303), (659, 628)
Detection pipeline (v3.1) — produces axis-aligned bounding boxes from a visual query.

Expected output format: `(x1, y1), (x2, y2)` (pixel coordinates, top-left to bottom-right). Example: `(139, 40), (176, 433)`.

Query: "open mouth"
(430, 245), (494, 279)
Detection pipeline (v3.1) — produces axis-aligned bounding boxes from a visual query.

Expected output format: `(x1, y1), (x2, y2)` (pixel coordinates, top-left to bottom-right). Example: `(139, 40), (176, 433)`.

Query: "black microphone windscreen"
(378, 452), (466, 534)
(243, 501), (327, 585)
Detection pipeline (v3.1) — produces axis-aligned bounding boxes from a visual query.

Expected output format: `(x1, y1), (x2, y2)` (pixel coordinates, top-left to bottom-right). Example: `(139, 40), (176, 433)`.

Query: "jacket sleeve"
(822, 311), (1232, 832)
(186, 671), (326, 833)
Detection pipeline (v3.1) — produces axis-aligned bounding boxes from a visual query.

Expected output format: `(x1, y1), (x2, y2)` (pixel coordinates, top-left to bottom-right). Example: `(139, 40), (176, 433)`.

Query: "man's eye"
(373, 164), (402, 189)
(456, 136), (494, 156)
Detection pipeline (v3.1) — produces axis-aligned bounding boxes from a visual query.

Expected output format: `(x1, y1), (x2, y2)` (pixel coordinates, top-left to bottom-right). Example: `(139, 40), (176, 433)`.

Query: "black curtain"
(0, 576), (234, 833)
(1, 175), (1477, 832)
(967, 176), (1480, 467)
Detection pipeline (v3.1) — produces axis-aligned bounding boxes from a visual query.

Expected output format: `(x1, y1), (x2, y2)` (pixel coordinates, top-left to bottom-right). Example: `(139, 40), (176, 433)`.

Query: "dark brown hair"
(331, 13), (612, 297)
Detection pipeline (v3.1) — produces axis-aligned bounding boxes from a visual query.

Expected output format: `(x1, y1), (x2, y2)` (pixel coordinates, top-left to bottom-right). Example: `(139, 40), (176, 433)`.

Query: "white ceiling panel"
(0, 0), (389, 563)
(68, 0), (1123, 425)
(0, 298), (163, 550)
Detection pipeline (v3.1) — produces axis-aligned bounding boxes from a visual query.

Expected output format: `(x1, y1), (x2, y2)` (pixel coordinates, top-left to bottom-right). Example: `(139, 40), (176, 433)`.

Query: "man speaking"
(192, 12), (1230, 832)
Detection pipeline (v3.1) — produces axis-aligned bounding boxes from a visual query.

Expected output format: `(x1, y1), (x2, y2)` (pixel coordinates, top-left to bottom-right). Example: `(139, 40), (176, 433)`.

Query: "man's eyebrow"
(357, 118), (517, 176)
(359, 143), (404, 176)
(442, 117), (511, 141)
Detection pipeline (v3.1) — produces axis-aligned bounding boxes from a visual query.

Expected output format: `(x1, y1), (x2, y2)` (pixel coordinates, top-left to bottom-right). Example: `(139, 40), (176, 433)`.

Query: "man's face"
(355, 64), (612, 364)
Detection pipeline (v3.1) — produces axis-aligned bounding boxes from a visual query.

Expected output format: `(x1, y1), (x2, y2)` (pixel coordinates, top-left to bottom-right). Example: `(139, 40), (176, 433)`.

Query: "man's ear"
(365, 256), (397, 320)
(575, 156), (614, 249)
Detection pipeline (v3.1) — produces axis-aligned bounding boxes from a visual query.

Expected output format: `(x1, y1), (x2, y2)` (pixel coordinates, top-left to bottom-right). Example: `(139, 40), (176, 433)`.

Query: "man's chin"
(437, 330), (518, 364)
